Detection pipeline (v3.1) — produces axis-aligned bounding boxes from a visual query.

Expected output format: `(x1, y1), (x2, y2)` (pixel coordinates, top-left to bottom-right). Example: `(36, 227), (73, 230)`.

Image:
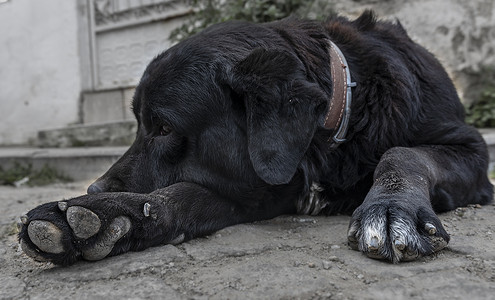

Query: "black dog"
(19, 11), (492, 265)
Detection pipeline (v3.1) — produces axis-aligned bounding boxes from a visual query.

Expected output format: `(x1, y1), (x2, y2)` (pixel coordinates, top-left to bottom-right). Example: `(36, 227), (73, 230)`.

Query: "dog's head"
(87, 21), (328, 199)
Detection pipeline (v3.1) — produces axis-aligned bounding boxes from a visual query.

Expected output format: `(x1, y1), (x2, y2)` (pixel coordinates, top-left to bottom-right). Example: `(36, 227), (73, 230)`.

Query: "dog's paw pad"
(27, 220), (64, 254)
(81, 216), (131, 261)
(19, 239), (50, 262)
(66, 206), (101, 239)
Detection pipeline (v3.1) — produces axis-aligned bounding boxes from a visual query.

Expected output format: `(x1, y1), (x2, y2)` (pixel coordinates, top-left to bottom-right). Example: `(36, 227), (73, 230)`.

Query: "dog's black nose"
(87, 181), (104, 194)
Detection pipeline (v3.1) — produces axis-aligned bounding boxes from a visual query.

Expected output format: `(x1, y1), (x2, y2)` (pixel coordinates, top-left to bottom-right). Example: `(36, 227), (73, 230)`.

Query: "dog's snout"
(87, 177), (127, 194)
(87, 181), (105, 194)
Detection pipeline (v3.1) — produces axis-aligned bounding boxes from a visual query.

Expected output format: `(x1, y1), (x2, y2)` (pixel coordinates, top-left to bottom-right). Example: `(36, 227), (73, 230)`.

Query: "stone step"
(0, 147), (127, 182)
(1, 130), (495, 183)
(37, 121), (137, 148)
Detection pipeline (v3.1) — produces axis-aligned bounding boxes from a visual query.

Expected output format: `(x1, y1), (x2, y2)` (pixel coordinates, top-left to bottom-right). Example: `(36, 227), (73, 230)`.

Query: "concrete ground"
(0, 181), (494, 300)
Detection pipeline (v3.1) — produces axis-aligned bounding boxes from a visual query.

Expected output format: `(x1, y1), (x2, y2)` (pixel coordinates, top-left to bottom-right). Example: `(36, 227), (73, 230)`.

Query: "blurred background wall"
(0, 0), (494, 146)
(0, 0), (80, 145)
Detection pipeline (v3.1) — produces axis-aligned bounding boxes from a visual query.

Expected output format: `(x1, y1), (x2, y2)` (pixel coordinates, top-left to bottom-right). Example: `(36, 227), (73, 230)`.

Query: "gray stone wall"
(332, 0), (495, 103)
(0, 0), (81, 145)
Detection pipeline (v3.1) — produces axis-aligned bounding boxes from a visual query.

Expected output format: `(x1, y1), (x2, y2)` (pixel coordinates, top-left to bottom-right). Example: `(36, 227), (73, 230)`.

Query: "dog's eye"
(159, 125), (172, 136)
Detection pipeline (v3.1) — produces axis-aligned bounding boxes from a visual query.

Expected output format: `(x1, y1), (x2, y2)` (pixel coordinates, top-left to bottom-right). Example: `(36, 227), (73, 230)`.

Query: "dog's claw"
(365, 236), (383, 259)
(58, 201), (68, 212)
(143, 202), (157, 219)
(425, 222), (436, 235)
(402, 248), (419, 261)
(66, 206), (101, 239)
(81, 216), (131, 261)
(368, 236), (379, 250)
(348, 240), (358, 250)
(430, 235), (448, 252)
(20, 215), (28, 225)
(27, 220), (64, 254)
(143, 202), (151, 217)
(394, 239), (406, 251)
(347, 225), (359, 250)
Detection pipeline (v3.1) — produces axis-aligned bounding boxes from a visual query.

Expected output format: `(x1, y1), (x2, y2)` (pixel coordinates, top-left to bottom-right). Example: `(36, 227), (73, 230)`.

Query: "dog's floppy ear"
(231, 48), (327, 185)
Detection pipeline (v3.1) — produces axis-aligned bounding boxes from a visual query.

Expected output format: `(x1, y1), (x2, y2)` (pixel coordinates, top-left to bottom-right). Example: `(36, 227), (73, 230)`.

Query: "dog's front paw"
(18, 201), (132, 265)
(347, 202), (449, 263)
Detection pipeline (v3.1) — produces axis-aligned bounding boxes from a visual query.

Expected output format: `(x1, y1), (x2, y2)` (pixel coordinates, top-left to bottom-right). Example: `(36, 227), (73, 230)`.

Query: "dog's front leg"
(18, 182), (289, 265)
(347, 144), (492, 263)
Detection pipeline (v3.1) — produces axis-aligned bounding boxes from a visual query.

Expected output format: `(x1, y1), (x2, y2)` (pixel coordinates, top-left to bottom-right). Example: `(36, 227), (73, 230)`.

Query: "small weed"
(489, 168), (495, 180)
(6, 221), (19, 236)
(0, 162), (72, 186)
(465, 88), (495, 128)
(170, 0), (335, 42)
(0, 162), (31, 185)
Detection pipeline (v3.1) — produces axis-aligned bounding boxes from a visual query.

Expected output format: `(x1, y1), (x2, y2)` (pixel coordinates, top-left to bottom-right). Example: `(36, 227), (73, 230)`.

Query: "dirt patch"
(1, 182), (494, 299)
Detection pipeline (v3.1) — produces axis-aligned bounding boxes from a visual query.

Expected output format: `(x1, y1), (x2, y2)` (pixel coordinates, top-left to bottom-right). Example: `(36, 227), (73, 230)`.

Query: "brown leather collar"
(323, 40), (355, 147)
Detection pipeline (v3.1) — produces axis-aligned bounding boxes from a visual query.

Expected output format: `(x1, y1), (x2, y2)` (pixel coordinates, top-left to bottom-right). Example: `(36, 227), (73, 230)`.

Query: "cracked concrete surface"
(1, 182), (494, 299)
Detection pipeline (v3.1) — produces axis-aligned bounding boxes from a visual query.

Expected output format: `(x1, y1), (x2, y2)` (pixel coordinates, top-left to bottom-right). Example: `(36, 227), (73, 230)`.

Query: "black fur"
(19, 11), (492, 265)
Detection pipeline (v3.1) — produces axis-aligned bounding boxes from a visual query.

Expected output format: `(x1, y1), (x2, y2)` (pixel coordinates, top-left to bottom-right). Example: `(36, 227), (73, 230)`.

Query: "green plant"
(170, 0), (334, 42)
(465, 88), (495, 128)
(0, 162), (31, 185)
(489, 167), (495, 180)
(0, 162), (72, 186)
